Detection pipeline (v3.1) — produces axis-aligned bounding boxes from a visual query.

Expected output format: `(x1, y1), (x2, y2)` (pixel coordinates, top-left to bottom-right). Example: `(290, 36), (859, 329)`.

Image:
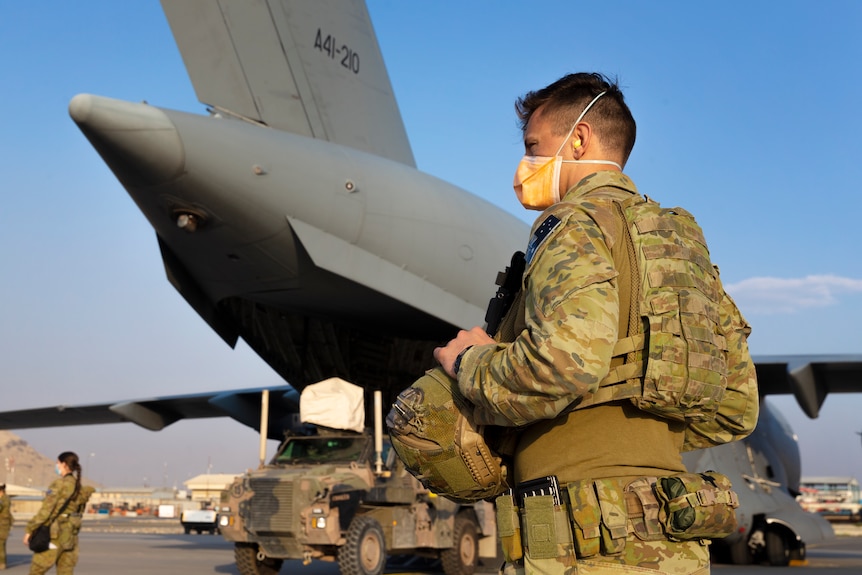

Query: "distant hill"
(0, 430), (63, 489)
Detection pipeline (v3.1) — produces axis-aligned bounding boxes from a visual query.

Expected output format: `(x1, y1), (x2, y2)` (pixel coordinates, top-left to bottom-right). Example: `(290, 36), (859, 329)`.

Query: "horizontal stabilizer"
(754, 355), (862, 418)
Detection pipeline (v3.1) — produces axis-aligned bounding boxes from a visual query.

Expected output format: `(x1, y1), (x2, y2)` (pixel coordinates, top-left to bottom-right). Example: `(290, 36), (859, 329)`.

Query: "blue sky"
(2, 1), (861, 487)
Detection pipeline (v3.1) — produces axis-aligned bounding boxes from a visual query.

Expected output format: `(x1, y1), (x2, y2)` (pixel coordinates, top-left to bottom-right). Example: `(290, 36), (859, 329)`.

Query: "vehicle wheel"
(338, 516), (386, 575)
(441, 513), (479, 575)
(184, 526), (191, 535)
(235, 542), (284, 575)
(765, 529), (790, 567)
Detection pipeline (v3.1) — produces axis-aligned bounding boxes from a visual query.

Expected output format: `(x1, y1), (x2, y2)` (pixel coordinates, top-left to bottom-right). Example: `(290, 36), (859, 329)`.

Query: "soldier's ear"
(571, 124), (591, 159)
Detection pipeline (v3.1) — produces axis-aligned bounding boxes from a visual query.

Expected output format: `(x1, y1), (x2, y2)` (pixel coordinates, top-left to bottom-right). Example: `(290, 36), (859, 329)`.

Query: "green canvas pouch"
(522, 494), (558, 559)
(495, 492), (523, 562)
(594, 478), (627, 555)
(565, 480), (601, 558)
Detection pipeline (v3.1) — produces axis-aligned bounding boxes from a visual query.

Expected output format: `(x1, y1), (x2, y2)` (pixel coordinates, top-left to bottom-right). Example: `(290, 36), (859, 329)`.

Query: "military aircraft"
(683, 356), (862, 565)
(2, 0), (861, 567)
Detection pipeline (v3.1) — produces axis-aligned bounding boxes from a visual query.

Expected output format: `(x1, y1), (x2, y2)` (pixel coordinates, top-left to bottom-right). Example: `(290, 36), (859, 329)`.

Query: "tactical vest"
(566, 193), (729, 422)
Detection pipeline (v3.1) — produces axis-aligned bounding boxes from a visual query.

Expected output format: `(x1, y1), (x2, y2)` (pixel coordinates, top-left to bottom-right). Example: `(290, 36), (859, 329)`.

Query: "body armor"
(388, 190), (734, 499)
(572, 194), (730, 422)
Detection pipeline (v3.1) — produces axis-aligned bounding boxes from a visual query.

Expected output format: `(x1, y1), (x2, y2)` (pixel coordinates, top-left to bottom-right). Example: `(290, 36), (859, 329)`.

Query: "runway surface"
(2, 525), (861, 574)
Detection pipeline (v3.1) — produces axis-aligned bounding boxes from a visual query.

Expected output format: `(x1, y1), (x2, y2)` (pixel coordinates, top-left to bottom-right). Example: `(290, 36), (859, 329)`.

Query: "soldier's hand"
(434, 326), (494, 378)
(23, 532), (30, 545)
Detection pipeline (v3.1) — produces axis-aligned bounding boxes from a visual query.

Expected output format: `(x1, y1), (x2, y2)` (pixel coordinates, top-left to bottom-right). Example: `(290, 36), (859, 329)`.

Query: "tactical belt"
(497, 472), (739, 562)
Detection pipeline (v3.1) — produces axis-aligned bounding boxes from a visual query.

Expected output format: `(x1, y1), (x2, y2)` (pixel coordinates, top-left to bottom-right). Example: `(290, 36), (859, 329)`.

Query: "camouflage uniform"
(456, 171), (758, 574)
(0, 491), (12, 569)
(26, 476), (94, 575)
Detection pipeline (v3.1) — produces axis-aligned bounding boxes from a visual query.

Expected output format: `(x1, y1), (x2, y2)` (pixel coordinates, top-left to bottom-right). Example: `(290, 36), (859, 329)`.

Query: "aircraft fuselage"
(70, 94), (527, 394)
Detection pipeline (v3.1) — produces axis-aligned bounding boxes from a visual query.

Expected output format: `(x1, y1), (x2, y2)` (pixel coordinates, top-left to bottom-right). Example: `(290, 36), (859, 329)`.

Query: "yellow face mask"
(512, 91), (621, 211)
(513, 155), (564, 210)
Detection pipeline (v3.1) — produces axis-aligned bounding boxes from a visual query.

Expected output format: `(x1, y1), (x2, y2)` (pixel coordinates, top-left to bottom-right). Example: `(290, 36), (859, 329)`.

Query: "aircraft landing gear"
(765, 529), (791, 566)
(745, 524), (799, 566)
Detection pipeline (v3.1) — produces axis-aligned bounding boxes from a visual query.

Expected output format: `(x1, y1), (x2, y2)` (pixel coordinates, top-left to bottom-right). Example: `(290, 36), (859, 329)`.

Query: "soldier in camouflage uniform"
(24, 452), (94, 575)
(434, 73), (758, 574)
(0, 484), (13, 569)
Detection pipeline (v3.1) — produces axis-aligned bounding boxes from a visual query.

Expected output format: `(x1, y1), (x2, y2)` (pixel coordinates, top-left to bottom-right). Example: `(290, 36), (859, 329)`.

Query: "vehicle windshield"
(274, 436), (368, 464)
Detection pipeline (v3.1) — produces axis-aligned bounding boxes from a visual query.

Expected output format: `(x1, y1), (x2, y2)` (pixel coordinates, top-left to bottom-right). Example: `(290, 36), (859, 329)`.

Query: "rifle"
(484, 251), (526, 337)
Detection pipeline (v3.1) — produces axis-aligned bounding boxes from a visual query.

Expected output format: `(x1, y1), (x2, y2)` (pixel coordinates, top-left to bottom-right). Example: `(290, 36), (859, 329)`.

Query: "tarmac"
(0, 516), (860, 574)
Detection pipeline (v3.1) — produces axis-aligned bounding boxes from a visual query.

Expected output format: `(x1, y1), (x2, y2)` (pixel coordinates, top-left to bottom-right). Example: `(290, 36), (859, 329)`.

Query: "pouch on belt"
(654, 471), (739, 540)
(495, 491), (523, 563)
(594, 479), (628, 555)
(522, 495), (565, 560)
(624, 476), (664, 541)
(565, 480), (601, 558)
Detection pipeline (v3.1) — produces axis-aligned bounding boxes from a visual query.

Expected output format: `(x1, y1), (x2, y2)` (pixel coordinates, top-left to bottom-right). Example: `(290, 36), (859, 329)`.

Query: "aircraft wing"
(4, 356), (861, 438)
(753, 354), (862, 418)
(0, 386), (299, 440)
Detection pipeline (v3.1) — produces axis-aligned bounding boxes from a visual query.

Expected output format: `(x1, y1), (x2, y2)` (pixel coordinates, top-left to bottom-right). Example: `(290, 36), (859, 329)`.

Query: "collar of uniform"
(561, 170), (638, 201)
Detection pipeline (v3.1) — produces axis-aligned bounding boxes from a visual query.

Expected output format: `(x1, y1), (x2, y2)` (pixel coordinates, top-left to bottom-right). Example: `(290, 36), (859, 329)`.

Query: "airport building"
(6, 473), (239, 518)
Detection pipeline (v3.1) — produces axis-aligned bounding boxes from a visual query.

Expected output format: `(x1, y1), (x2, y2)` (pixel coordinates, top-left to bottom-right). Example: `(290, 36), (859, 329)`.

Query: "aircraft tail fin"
(160, 0), (415, 166)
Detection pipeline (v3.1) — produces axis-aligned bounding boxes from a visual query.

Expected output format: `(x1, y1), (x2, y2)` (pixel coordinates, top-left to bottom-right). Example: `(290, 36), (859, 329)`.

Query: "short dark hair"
(516, 72), (636, 165)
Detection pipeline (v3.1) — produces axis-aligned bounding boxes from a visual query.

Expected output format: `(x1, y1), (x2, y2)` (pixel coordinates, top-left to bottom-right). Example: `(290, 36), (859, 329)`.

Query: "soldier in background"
(434, 73), (758, 574)
(0, 484), (12, 570)
(23, 452), (94, 575)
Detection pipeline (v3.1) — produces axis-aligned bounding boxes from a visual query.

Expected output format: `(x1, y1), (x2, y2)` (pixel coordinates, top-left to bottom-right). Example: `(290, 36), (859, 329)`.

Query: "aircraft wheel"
(789, 541), (806, 562)
(727, 538), (752, 565)
(441, 513), (479, 575)
(765, 529), (790, 566)
(338, 516), (386, 575)
(235, 542), (284, 575)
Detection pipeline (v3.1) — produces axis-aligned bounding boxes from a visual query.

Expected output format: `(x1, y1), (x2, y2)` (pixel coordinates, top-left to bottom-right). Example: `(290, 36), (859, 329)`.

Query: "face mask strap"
(568, 158), (623, 170)
(554, 91), (607, 156)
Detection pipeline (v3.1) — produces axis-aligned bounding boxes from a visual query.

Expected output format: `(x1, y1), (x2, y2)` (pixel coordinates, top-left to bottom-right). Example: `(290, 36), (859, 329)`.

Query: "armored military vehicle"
(217, 378), (496, 575)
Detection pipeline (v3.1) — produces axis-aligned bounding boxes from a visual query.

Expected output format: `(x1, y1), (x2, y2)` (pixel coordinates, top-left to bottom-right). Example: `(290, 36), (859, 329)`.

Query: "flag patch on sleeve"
(525, 214), (561, 264)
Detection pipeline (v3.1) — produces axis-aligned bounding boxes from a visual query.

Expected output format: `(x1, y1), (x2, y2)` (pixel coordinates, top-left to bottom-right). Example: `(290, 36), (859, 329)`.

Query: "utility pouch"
(594, 479), (627, 555)
(624, 476), (664, 541)
(28, 525), (50, 553)
(495, 491), (523, 562)
(521, 494), (573, 563)
(565, 480), (601, 558)
(654, 471), (739, 540)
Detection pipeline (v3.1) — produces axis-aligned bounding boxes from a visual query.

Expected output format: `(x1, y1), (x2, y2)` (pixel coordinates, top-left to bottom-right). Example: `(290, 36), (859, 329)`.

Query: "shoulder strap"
(571, 196), (648, 407)
(40, 485), (78, 528)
